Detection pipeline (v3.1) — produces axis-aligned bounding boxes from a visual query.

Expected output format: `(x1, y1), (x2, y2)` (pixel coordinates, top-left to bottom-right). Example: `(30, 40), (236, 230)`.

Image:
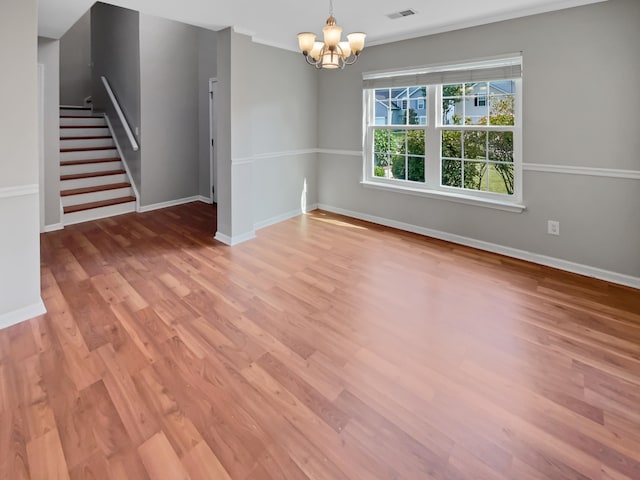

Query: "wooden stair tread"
(60, 125), (107, 129)
(60, 135), (112, 140)
(64, 196), (136, 214)
(60, 146), (115, 153)
(60, 106), (91, 110)
(61, 169), (126, 181)
(60, 115), (104, 119)
(61, 157), (120, 166)
(61, 183), (131, 197)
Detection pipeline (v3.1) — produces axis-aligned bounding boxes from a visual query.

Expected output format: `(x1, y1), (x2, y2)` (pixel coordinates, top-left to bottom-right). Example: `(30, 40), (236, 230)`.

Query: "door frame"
(208, 78), (218, 204)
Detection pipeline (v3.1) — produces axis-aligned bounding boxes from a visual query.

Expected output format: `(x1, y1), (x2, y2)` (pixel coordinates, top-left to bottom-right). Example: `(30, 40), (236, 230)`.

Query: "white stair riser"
(61, 149), (118, 161)
(60, 117), (106, 127)
(60, 127), (110, 137)
(61, 161), (123, 176)
(60, 108), (93, 116)
(61, 173), (128, 190)
(60, 138), (115, 149)
(63, 201), (136, 226)
(62, 186), (134, 207)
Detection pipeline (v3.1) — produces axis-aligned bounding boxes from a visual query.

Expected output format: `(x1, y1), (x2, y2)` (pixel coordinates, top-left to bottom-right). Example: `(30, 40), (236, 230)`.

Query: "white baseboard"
(0, 298), (47, 330)
(43, 223), (64, 232)
(317, 203), (640, 290)
(197, 195), (213, 204)
(138, 196), (203, 213)
(214, 230), (257, 246)
(254, 203), (319, 231)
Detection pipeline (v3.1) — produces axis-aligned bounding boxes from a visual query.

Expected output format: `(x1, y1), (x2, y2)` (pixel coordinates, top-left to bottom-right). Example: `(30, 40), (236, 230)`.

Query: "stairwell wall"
(59, 10), (92, 106)
(90, 3), (141, 191)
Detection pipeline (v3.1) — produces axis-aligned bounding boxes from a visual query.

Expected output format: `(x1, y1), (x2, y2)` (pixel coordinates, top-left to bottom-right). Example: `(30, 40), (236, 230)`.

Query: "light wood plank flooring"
(1, 202), (640, 479)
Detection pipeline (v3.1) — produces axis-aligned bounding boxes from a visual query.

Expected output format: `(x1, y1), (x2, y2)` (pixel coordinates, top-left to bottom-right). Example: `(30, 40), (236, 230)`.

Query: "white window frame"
(361, 56), (524, 212)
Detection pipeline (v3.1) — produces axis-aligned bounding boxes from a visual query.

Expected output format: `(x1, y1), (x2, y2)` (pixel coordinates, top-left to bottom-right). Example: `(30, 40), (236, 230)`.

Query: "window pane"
(408, 156), (425, 182)
(406, 130), (425, 156)
(390, 154), (406, 180)
(489, 95), (515, 125)
(390, 130), (406, 153)
(463, 131), (487, 160)
(375, 89), (391, 125)
(442, 159), (462, 187)
(488, 131), (513, 162)
(488, 163), (514, 194)
(465, 82), (488, 125)
(442, 84), (463, 125)
(463, 161), (487, 191)
(373, 129), (390, 154)
(442, 130), (462, 158)
(408, 99), (426, 125)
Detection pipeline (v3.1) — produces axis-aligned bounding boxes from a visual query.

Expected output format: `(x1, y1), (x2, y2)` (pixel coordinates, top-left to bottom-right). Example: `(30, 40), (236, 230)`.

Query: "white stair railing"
(101, 76), (139, 152)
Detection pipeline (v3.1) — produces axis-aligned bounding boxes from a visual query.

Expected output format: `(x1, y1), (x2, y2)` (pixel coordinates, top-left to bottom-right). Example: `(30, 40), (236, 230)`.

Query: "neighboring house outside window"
(362, 56), (523, 209)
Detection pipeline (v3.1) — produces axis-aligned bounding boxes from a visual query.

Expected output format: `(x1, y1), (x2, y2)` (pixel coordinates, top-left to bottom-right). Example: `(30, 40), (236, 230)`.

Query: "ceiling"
(38, 0), (606, 51)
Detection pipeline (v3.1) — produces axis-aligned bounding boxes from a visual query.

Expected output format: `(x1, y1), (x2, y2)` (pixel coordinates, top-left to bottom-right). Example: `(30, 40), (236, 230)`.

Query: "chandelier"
(297, 0), (366, 69)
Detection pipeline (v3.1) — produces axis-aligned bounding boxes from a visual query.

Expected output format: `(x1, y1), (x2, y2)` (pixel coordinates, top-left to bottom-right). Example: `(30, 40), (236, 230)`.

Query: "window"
(363, 56), (523, 207)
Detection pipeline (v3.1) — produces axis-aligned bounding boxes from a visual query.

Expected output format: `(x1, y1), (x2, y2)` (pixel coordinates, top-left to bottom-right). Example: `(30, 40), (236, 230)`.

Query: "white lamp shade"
(309, 42), (323, 61)
(338, 41), (351, 59)
(322, 50), (340, 69)
(297, 32), (316, 53)
(347, 32), (366, 54)
(323, 24), (342, 48)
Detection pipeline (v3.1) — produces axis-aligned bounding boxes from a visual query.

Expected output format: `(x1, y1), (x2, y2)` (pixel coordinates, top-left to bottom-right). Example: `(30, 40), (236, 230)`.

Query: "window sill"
(360, 180), (526, 213)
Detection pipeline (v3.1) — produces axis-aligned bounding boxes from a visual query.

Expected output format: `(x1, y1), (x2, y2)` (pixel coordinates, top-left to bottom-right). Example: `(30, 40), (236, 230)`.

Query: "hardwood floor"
(2, 202), (640, 479)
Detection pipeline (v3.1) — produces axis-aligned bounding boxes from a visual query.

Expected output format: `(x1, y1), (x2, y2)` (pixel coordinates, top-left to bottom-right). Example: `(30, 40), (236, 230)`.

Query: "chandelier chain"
(329, 0), (334, 17)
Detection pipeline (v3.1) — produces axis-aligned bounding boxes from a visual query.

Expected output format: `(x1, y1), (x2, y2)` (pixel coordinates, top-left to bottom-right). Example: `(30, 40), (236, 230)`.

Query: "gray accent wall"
(316, 0), (640, 278)
(38, 37), (61, 227)
(139, 14), (200, 206)
(198, 29), (217, 200)
(59, 10), (91, 106)
(91, 2), (141, 190)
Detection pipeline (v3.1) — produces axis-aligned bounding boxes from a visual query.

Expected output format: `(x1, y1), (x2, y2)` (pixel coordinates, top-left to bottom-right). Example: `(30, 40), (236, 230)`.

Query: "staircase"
(60, 106), (136, 225)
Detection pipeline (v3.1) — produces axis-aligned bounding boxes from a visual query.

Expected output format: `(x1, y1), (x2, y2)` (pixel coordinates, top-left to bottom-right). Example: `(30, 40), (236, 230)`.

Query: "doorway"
(208, 78), (217, 204)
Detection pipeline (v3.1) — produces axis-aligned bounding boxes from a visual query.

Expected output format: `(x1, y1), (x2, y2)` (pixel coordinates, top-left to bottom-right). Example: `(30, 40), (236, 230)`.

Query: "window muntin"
(364, 74), (521, 203)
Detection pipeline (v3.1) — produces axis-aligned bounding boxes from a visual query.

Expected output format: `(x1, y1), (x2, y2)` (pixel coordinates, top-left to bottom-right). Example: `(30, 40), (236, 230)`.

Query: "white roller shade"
(363, 55), (522, 89)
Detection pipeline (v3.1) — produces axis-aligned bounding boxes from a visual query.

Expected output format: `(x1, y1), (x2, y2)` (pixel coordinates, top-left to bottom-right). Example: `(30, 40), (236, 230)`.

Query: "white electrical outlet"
(547, 220), (560, 236)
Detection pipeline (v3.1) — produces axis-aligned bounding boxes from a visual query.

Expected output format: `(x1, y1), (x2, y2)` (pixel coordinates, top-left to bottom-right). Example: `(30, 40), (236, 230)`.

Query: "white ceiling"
(38, 0), (607, 51)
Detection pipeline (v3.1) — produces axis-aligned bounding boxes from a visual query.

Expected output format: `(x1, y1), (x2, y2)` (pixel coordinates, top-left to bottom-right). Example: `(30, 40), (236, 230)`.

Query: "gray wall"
(139, 15), (217, 207)
(59, 10), (91, 106)
(91, 2), (141, 190)
(0, 0), (43, 324)
(38, 37), (61, 228)
(316, 0), (640, 278)
(215, 28), (232, 238)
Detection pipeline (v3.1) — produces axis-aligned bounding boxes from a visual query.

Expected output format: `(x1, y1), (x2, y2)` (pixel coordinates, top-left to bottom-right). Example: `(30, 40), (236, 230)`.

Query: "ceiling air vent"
(387, 9), (417, 20)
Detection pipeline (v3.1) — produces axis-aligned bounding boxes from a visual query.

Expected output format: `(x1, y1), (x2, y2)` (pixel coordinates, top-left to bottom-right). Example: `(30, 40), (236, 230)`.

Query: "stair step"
(61, 169), (126, 181)
(60, 117), (106, 127)
(60, 125), (107, 129)
(60, 115), (104, 119)
(60, 146), (115, 153)
(64, 196), (136, 214)
(61, 148), (118, 161)
(61, 182), (132, 197)
(61, 157), (120, 166)
(60, 105), (91, 110)
(60, 135), (112, 140)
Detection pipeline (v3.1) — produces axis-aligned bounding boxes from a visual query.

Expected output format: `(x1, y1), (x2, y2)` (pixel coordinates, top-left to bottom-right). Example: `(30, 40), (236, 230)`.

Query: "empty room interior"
(1, 0), (640, 478)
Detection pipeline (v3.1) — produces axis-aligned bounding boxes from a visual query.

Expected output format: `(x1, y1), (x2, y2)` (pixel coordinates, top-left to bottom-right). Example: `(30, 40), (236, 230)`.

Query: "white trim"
(316, 203), (640, 290)
(104, 114), (141, 211)
(0, 299), (47, 330)
(0, 184), (39, 199)
(44, 223), (64, 232)
(232, 157), (255, 166)
(38, 64), (45, 233)
(316, 148), (362, 157)
(101, 76), (139, 151)
(214, 230), (257, 246)
(524, 163), (640, 180)
(138, 196), (203, 213)
(197, 195), (213, 204)
(317, 149), (640, 180)
(254, 203), (319, 231)
(360, 181), (526, 212)
(253, 149), (317, 161)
